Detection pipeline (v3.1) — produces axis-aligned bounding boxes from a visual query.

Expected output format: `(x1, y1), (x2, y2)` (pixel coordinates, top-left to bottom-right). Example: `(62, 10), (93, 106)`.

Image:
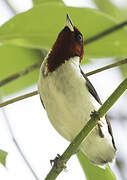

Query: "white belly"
(38, 56), (115, 165)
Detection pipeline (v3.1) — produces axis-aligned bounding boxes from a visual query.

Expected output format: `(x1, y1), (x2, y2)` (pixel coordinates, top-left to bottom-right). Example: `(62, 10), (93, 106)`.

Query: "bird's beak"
(65, 14), (74, 32)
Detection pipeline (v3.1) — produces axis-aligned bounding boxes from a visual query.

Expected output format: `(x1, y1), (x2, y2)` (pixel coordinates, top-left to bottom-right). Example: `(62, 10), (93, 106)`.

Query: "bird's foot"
(50, 154), (61, 167)
(98, 122), (104, 138)
(98, 120), (104, 127)
(90, 110), (100, 119)
(90, 110), (104, 126)
(50, 154), (66, 171)
(90, 110), (104, 138)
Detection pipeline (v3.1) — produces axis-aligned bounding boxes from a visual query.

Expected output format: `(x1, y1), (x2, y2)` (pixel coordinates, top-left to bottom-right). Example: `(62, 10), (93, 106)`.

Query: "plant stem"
(85, 58), (127, 76)
(0, 90), (38, 108)
(85, 20), (127, 45)
(45, 77), (127, 180)
(0, 90), (40, 179)
(1, 108), (40, 180)
(5, 0), (17, 14)
(0, 50), (47, 87)
(0, 63), (41, 87)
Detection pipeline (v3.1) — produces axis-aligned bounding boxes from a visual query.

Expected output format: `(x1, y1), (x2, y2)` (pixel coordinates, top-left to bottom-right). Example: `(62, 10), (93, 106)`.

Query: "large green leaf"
(0, 3), (127, 58)
(0, 150), (8, 167)
(0, 45), (43, 95)
(77, 151), (116, 180)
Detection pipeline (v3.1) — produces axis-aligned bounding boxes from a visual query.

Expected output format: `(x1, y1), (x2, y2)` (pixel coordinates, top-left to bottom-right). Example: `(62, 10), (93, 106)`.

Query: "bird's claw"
(98, 121), (104, 138)
(50, 154), (66, 170)
(90, 110), (104, 137)
(50, 154), (61, 167)
(90, 110), (100, 119)
(90, 110), (104, 126)
(98, 120), (104, 127)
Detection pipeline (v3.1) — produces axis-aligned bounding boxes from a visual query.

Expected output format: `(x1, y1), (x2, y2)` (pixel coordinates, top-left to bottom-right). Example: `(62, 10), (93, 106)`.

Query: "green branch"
(85, 58), (127, 76)
(0, 62), (41, 87)
(0, 90), (38, 108)
(85, 20), (127, 45)
(45, 77), (127, 180)
(0, 50), (47, 88)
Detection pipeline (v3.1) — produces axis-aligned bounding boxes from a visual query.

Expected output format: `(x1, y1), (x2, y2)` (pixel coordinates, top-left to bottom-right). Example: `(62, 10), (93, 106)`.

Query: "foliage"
(93, 0), (127, 77)
(77, 151), (116, 180)
(0, 0), (127, 178)
(0, 45), (43, 95)
(0, 150), (8, 166)
(1, 2), (127, 95)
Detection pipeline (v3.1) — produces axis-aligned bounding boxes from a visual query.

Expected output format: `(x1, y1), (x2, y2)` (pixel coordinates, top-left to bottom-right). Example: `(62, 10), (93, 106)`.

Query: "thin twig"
(85, 20), (127, 45)
(45, 77), (127, 180)
(0, 63), (41, 87)
(5, 0), (17, 14)
(0, 49), (47, 87)
(1, 108), (40, 180)
(85, 58), (127, 76)
(0, 90), (38, 108)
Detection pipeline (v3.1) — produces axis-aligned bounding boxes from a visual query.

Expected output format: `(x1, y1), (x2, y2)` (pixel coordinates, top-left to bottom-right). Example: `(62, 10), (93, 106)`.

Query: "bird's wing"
(80, 66), (116, 149)
(80, 67), (102, 105)
(105, 115), (116, 149)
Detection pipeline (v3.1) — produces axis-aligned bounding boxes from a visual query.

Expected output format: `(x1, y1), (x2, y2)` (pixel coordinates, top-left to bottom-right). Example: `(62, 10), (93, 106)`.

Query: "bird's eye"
(78, 34), (82, 40)
(76, 34), (82, 43)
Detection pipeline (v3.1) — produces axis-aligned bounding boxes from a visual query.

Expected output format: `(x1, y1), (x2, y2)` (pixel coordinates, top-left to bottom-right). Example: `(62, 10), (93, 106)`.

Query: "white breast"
(38, 56), (116, 165)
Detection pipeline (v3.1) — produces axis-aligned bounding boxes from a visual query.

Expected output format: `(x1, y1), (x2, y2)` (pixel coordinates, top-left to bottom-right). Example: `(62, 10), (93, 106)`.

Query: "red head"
(47, 14), (84, 72)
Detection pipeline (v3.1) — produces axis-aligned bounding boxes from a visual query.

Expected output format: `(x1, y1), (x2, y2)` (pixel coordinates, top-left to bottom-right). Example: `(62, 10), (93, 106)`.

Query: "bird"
(38, 14), (116, 165)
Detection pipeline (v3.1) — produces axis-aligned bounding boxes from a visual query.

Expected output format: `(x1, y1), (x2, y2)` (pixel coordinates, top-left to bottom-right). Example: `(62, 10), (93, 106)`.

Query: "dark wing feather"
(80, 66), (116, 149)
(39, 95), (45, 109)
(80, 67), (102, 105)
(105, 115), (116, 149)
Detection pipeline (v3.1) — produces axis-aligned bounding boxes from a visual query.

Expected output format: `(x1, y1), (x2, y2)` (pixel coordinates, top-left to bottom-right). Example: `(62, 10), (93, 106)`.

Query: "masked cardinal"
(38, 14), (116, 165)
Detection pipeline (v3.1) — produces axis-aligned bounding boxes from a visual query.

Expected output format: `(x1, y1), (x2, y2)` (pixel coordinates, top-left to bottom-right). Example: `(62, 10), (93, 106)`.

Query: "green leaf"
(0, 3), (127, 58)
(0, 150), (8, 166)
(32, 0), (63, 6)
(0, 45), (44, 96)
(93, 0), (125, 21)
(77, 151), (116, 180)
